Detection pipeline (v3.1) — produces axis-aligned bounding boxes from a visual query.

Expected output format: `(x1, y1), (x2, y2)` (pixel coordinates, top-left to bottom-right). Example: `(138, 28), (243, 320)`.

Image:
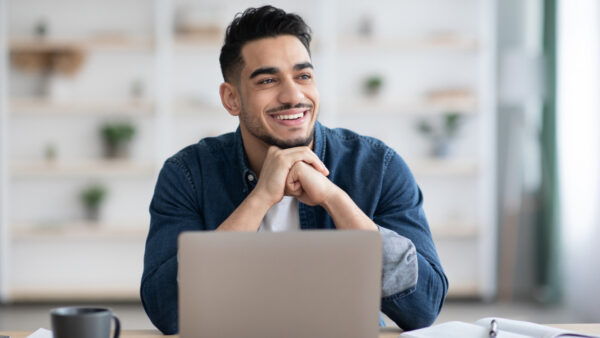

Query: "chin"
(262, 133), (314, 149)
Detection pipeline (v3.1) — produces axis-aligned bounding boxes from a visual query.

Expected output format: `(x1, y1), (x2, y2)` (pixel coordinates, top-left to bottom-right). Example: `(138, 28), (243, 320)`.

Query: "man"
(141, 5), (447, 335)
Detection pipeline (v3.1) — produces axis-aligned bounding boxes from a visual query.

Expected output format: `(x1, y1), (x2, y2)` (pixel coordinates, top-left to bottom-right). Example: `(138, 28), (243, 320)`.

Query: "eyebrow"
(294, 62), (314, 71)
(249, 67), (278, 79)
(249, 62), (314, 79)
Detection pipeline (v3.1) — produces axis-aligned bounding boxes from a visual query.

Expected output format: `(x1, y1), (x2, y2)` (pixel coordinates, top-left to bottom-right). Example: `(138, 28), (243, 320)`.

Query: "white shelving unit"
(0, 0), (497, 302)
(406, 158), (479, 177)
(11, 221), (148, 240)
(1, 0), (159, 302)
(10, 98), (155, 116)
(9, 36), (155, 53)
(337, 98), (478, 116)
(320, 0), (497, 299)
(336, 36), (479, 52)
(11, 160), (155, 178)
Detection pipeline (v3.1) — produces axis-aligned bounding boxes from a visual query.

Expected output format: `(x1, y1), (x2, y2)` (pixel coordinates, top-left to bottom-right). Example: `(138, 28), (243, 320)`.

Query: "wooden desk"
(0, 329), (401, 337)
(2, 325), (600, 337)
(0, 328), (402, 337)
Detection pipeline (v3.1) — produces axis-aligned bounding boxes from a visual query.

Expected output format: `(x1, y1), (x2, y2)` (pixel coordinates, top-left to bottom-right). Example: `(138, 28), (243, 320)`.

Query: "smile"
(274, 112), (305, 120)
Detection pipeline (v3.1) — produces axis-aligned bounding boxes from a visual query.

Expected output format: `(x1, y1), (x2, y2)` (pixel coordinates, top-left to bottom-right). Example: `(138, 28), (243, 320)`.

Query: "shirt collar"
(313, 121), (325, 161)
(234, 126), (256, 193)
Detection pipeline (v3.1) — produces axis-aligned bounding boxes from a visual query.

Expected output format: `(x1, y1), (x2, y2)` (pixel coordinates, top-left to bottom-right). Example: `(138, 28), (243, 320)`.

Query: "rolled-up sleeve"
(379, 226), (418, 297)
(375, 148), (448, 330)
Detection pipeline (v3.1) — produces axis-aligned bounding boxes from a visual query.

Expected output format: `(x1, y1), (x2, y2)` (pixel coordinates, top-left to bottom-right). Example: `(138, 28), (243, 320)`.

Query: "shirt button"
(247, 174), (255, 182)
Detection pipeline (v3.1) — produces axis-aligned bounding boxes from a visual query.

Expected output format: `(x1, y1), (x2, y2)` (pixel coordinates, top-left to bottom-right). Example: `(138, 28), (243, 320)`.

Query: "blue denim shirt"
(141, 122), (448, 334)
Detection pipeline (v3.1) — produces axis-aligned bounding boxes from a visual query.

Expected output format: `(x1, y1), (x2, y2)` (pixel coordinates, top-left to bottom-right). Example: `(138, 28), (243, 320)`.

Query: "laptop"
(178, 230), (382, 338)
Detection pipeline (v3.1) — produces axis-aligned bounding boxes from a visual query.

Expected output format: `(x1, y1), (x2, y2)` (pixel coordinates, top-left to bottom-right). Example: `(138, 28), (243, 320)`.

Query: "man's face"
(235, 35), (319, 149)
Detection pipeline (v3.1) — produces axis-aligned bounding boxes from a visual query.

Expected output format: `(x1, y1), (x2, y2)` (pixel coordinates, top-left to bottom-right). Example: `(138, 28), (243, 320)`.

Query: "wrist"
(248, 187), (278, 211)
(321, 185), (345, 213)
(320, 187), (378, 231)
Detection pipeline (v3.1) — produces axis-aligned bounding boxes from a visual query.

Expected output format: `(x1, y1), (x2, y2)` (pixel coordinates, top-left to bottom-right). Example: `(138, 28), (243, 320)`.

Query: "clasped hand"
(253, 146), (338, 207)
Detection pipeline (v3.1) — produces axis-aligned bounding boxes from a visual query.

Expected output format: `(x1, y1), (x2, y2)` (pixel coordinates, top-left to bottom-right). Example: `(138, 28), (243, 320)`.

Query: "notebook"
(178, 230), (382, 338)
(400, 317), (599, 338)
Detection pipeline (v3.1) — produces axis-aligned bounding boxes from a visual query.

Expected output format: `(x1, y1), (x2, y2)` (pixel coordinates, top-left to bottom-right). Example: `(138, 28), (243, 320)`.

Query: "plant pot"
(365, 87), (381, 97)
(103, 141), (130, 159)
(432, 138), (450, 158)
(84, 205), (101, 222)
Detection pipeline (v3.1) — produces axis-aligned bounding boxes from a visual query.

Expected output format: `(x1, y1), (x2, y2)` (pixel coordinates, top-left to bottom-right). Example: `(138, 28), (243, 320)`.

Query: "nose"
(278, 77), (304, 106)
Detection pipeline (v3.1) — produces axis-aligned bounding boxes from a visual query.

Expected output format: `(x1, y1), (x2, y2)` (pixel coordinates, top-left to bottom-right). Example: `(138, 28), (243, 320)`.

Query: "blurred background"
(0, 0), (599, 331)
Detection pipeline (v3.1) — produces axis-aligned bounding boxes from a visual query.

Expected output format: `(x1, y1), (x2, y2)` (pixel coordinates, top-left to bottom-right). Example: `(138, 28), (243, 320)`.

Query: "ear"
(219, 82), (241, 117)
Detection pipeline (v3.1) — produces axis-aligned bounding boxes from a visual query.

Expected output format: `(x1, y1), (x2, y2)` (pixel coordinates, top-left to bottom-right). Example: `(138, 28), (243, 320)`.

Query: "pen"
(489, 319), (498, 337)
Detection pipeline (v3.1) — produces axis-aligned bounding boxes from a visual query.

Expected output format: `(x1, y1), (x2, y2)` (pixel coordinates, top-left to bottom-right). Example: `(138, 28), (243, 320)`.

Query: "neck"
(245, 138), (269, 176)
(239, 126), (269, 175)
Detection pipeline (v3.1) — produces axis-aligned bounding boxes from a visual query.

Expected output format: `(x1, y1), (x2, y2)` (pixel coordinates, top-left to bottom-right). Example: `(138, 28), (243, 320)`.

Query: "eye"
(298, 73), (312, 80)
(258, 78), (275, 85)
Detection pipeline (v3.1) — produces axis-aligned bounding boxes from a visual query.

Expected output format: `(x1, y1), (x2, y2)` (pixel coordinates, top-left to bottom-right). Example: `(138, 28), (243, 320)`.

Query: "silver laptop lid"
(178, 230), (382, 338)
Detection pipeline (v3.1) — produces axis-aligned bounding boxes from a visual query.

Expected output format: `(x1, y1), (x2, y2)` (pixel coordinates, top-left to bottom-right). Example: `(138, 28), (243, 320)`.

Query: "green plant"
(417, 112), (463, 157)
(100, 122), (136, 158)
(44, 142), (57, 161)
(442, 113), (461, 138)
(417, 112), (462, 139)
(101, 122), (136, 145)
(80, 184), (107, 209)
(364, 75), (383, 95)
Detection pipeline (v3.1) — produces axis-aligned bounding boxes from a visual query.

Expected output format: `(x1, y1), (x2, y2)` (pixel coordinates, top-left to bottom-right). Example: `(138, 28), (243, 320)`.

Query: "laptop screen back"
(178, 230), (382, 338)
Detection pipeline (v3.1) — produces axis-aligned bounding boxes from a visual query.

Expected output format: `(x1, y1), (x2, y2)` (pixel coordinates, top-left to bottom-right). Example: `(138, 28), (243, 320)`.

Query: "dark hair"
(219, 5), (312, 83)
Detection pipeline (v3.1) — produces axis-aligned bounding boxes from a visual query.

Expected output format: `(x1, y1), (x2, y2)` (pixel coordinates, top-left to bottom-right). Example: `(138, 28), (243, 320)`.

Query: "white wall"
(558, 0), (600, 320)
(0, 0), (10, 301)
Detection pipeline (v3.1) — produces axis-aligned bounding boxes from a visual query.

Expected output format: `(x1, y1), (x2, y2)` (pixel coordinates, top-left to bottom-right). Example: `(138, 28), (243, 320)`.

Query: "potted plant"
(417, 112), (462, 157)
(44, 142), (57, 162)
(100, 122), (136, 158)
(80, 184), (107, 222)
(363, 75), (384, 96)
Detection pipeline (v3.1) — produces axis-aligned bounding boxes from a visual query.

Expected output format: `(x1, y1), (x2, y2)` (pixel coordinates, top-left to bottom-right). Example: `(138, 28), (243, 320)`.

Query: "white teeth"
(275, 112), (304, 120)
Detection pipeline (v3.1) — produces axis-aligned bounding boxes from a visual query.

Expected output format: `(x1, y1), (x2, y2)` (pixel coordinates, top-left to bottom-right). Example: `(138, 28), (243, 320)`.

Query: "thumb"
(285, 164), (302, 196)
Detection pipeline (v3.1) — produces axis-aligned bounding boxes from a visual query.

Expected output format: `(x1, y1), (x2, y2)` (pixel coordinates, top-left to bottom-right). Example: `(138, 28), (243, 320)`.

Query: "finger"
(284, 164), (302, 196)
(284, 182), (302, 197)
(282, 147), (329, 176)
(284, 181), (302, 197)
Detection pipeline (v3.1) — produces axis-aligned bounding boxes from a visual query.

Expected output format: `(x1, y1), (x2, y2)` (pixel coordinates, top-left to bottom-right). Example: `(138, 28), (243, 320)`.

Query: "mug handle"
(112, 314), (121, 338)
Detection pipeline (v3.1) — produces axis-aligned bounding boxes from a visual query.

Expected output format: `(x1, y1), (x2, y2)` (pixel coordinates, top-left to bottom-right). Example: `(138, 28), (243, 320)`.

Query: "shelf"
(11, 160), (156, 178)
(9, 286), (140, 302)
(446, 283), (481, 298)
(10, 98), (155, 115)
(174, 34), (223, 50)
(11, 221), (148, 240)
(406, 158), (478, 176)
(337, 97), (477, 116)
(430, 224), (479, 239)
(174, 99), (223, 115)
(337, 35), (478, 52)
(9, 36), (154, 52)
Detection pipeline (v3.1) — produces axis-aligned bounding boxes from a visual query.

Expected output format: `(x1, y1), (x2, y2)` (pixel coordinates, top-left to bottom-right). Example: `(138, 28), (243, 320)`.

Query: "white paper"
(476, 318), (600, 338)
(400, 321), (529, 338)
(401, 319), (598, 338)
(27, 328), (53, 338)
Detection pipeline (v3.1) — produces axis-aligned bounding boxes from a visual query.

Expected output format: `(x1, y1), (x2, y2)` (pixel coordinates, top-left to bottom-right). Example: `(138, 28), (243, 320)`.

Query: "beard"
(240, 103), (315, 149)
(256, 131), (314, 149)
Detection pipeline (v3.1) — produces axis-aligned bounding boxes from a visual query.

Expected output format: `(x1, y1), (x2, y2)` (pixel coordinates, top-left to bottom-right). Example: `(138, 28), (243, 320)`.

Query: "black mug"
(51, 307), (120, 338)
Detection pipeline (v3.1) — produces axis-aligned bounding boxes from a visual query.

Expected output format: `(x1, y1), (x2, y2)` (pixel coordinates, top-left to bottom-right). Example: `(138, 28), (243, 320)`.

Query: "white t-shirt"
(258, 196), (300, 232)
